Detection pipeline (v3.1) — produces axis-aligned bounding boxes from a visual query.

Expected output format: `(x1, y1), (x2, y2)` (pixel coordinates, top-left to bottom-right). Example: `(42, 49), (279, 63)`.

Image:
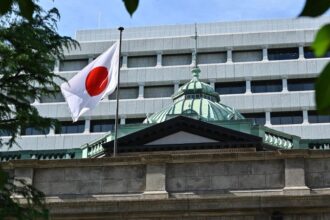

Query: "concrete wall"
(6, 150), (330, 219)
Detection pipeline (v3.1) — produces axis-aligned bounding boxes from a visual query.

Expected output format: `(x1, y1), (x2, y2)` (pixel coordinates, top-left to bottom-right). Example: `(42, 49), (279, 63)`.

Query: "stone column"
(245, 78), (252, 94)
(138, 82), (144, 99)
(174, 81), (180, 92)
(84, 119), (90, 133)
(49, 127), (55, 135)
(226, 49), (233, 63)
(262, 47), (268, 61)
(282, 77), (288, 92)
(303, 109), (309, 124)
(265, 111), (271, 126)
(156, 51), (162, 67)
(209, 79), (216, 89)
(121, 54), (128, 68)
(283, 158), (310, 195)
(143, 164), (168, 199)
(54, 59), (60, 72)
(88, 57), (94, 63)
(299, 45), (304, 60)
(120, 117), (126, 125)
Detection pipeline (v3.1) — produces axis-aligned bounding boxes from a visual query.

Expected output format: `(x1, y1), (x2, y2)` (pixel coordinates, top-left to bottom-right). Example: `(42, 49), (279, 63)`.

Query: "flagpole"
(113, 27), (124, 157)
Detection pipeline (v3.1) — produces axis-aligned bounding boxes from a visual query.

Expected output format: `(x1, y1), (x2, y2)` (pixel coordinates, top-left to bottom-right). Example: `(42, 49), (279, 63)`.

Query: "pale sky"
(40, 0), (319, 37)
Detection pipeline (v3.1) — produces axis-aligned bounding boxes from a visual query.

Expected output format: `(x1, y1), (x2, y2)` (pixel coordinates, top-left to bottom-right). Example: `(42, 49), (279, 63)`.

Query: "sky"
(40, 0), (315, 37)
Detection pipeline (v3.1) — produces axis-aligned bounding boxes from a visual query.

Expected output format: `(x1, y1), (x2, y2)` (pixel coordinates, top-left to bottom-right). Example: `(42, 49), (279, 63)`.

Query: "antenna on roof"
(191, 23), (200, 78)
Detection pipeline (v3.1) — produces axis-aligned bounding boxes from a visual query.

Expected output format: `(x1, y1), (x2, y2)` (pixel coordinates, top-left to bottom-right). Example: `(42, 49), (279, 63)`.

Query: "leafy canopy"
(0, 4), (78, 147)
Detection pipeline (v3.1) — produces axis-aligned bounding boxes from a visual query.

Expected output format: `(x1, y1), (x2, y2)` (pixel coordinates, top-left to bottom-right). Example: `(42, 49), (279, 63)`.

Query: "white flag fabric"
(61, 42), (119, 122)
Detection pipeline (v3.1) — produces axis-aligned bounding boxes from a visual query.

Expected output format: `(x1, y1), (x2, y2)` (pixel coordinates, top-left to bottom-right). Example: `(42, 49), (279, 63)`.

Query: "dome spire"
(192, 23), (200, 79)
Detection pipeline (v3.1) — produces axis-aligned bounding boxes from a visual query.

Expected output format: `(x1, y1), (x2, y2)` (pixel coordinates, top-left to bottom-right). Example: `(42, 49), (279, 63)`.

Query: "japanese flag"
(61, 42), (119, 122)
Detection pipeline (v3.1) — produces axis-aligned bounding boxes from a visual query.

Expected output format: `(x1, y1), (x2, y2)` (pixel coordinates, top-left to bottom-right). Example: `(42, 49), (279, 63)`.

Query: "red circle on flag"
(85, 66), (109, 96)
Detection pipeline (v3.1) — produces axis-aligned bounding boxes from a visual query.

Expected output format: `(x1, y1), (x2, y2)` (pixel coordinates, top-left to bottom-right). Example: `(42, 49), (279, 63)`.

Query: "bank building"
(2, 17), (330, 219)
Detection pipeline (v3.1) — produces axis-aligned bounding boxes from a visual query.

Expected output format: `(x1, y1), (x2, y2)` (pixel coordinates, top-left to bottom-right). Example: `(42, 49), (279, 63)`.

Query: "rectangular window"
(198, 52), (226, 64)
(127, 55), (157, 68)
(40, 92), (65, 103)
(304, 47), (330, 59)
(144, 85), (174, 98)
(90, 119), (115, 132)
(162, 53), (191, 66)
(21, 127), (50, 135)
(56, 121), (85, 134)
(287, 78), (315, 91)
(125, 118), (145, 124)
(243, 113), (266, 125)
(308, 111), (330, 123)
(268, 48), (299, 61)
(232, 50), (262, 63)
(0, 129), (10, 137)
(59, 59), (89, 71)
(215, 81), (246, 95)
(109, 87), (138, 100)
(251, 80), (282, 93)
(271, 111), (303, 125)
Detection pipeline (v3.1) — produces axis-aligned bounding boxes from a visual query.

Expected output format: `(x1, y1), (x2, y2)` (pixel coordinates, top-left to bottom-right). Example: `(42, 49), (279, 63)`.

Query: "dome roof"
(144, 66), (244, 124)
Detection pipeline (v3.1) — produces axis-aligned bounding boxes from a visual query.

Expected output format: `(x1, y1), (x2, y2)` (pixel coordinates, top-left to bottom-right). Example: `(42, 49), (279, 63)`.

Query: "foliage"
(122, 0), (139, 17)
(0, 0), (37, 21)
(0, 168), (49, 220)
(0, 5), (78, 148)
(300, 0), (330, 113)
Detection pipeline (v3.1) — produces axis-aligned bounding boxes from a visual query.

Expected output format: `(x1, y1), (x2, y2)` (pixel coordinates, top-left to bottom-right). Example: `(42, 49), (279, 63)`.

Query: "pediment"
(145, 131), (218, 145)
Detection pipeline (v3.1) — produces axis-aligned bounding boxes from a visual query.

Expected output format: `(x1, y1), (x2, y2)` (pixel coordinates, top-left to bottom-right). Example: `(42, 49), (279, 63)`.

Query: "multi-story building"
(1, 17), (330, 155)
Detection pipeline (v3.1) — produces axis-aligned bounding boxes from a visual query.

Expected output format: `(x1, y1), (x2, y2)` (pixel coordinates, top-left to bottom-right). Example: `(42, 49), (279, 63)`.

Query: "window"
(59, 59), (88, 71)
(0, 129), (10, 137)
(144, 85), (174, 98)
(287, 78), (315, 91)
(271, 111), (303, 125)
(109, 87), (139, 100)
(90, 119), (115, 132)
(268, 48), (299, 61)
(251, 80), (282, 93)
(308, 111), (330, 123)
(21, 127), (50, 135)
(127, 55), (157, 68)
(232, 50), (262, 62)
(215, 81), (246, 95)
(243, 113), (266, 125)
(125, 118), (145, 124)
(56, 121), (84, 134)
(198, 52), (226, 64)
(162, 54), (191, 66)
(304, 47), (330, 59)
(40, 92), (65, 103)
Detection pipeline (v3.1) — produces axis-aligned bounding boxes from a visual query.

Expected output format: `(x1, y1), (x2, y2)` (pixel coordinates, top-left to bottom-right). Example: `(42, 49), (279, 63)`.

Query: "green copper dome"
(145, 67), (244, 124)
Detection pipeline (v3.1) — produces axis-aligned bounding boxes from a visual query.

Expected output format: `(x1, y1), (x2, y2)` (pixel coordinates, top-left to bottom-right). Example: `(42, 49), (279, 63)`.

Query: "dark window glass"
(287, 78), (315, 91)
(215, 81), (246, 95)
(198, 52), (226, 64)
(144, 85), (174, 98)
(40, 92), (65, 103)
(59, 59), (88, 71)
(0, 129), (10, 137)
(125, 118), (145, 124)
(127, 55), (157, 68)
(162, 54), (191, 66)
(271, 111), (303, 125)
(90, 119), (115, 132)
(304, 47), (330, 59)
(308, 111), (330, 123)
(109, 87), (139, 100)
(243, 113), (266, 125)
(21, 127), (50, 135)
(268, 48), (299, 61)
(56, 121), (85, 134)
(251, 80), (282, 93)
(232, 50), (262, 62)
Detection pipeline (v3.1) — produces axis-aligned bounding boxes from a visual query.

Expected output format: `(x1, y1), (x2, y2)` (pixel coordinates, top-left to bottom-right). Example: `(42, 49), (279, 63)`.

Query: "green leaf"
(17, 0), (35, 20)
(122, 0), (139, 16)
(0, 0), (13, 15)
(316, 62), (330, 114)
(312, 24), (330, 57)
(299, 0), (330, 17)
